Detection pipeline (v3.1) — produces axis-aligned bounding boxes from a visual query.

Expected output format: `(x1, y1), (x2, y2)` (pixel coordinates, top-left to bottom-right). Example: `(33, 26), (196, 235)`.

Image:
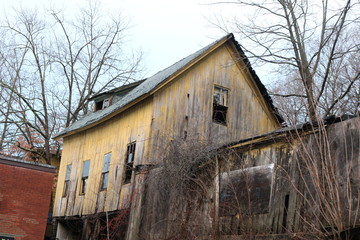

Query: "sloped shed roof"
(55, 33), (283, 138)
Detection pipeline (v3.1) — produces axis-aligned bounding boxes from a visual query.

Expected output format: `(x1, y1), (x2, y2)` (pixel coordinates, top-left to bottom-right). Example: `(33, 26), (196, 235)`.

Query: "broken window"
(100, 153), (111, 191)
(213, 86), (228, 125)
(63, 164), (72, 197)
(80, 160), (90, 194)
(124, 142), (136, 184)
(102, 98), (110, 108)
(94, 97), (112, 111)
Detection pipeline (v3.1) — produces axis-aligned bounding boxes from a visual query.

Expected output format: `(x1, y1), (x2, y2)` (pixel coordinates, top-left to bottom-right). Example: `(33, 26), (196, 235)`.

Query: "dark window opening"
(94, 97), (112, 111)
(63, 164), (72, 197)
(213, 86), (228, 125)
(95, 101), (103, 111)
(80, 160), (90, 194)
(282, 194), (290, 233)
(100, 153), (111, 191)
(124, 142), (136, 184)
(213, 105), (228, 124)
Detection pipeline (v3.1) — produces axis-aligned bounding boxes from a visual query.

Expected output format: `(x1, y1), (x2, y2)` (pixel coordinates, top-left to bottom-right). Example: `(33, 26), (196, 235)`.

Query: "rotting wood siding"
(149, 43), (279, 163)
(218, 117), (360, 238)
(137, 136), (295, 239)
(53, 40), (281, 228)
(53, 98), (153, 217)
(137, 39), (283, 239)
(219, 143), (292, 235)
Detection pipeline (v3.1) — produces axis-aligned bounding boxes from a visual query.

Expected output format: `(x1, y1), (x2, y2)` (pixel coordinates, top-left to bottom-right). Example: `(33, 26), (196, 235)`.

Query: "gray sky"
(0, 0), (246, 78)
(116, 0), (228, 76)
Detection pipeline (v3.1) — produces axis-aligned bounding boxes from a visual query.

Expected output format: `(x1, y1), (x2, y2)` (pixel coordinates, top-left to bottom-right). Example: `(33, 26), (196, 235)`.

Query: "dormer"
(90, 80), (145, 112)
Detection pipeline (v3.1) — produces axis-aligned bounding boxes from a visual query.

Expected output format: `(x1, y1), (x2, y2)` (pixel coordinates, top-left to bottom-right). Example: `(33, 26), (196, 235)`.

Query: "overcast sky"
(0, 0), (248, 79)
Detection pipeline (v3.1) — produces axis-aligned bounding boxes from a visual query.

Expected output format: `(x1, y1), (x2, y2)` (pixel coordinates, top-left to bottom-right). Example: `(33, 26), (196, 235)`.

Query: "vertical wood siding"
(54, 41), (281, 219)
(149, 43), (279, 163)
(53, 99), (153, 216)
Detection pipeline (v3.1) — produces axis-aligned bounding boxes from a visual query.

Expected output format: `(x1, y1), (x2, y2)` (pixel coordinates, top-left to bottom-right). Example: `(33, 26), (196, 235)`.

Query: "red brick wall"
(0, 163), (54, 240)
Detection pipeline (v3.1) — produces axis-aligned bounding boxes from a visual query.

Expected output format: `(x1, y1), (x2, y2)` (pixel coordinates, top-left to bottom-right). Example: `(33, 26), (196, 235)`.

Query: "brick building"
(0, 155), (56, 240)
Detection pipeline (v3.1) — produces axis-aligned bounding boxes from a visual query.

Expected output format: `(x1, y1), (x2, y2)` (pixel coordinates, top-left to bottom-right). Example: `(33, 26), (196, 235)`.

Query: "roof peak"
(55, 33), (282, 138)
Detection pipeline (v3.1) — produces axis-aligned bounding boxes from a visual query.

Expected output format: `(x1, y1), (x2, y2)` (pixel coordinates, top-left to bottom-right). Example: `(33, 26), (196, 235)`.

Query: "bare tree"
(50, 1), (142, 127)
(0, 2), (142, 163)
(210, 0), (360, 122)
(0, 10), (53, 160)
(270, 73), (309, 125)
(0, 38), (25, 151)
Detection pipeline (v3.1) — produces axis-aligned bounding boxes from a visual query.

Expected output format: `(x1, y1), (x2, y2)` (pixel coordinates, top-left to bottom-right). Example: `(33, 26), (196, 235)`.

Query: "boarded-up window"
(63, 164), (72, 197)
(124, 142), (136, 184)
(100, 153), (111, 190)
(213, 86), (228, 125)
(80, 160), (90, 194)
(219, 164), (273, 216)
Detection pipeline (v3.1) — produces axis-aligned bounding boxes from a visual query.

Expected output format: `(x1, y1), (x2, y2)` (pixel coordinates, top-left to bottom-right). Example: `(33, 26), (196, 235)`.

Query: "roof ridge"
(55, 33), (285, 139)
(55, 34), (233, 138)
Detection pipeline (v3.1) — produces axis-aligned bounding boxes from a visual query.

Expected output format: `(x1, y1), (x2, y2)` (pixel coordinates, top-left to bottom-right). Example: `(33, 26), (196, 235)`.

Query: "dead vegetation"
(56, 117), (360, 240)
(140, 118), (360, 239)
(141, 138), (219, 240)
(286, 116), (360, 239)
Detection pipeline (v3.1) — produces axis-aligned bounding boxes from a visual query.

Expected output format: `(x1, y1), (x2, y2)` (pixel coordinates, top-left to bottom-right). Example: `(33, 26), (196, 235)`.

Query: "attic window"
(213, 86), (228, 125)
(94, 97), (112, 111)
(103, 98), (110, 108)
(95, 101), (103, 111)
(124, 142), (136, 184)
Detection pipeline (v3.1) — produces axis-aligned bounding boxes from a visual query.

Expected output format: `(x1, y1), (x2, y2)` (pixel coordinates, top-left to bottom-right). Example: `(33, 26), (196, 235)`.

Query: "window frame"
(100, 153), (111, 191)
(63, 164), (72, 197)
(124, 142), (136, 184)
(94, 97), (113, 111)
(102, 97), (111, 108)
(80, 160), (90, 195)
(212, 85), (229, 125)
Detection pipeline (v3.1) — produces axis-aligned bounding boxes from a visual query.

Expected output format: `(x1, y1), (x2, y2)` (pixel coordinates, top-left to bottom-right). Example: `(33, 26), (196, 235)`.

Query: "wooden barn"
(217, 115), (360, 240)
(52, 33), (284, 239)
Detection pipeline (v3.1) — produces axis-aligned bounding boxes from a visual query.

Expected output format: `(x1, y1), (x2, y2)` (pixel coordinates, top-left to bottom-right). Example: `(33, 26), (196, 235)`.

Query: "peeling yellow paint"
(53, 41), (281, 218)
